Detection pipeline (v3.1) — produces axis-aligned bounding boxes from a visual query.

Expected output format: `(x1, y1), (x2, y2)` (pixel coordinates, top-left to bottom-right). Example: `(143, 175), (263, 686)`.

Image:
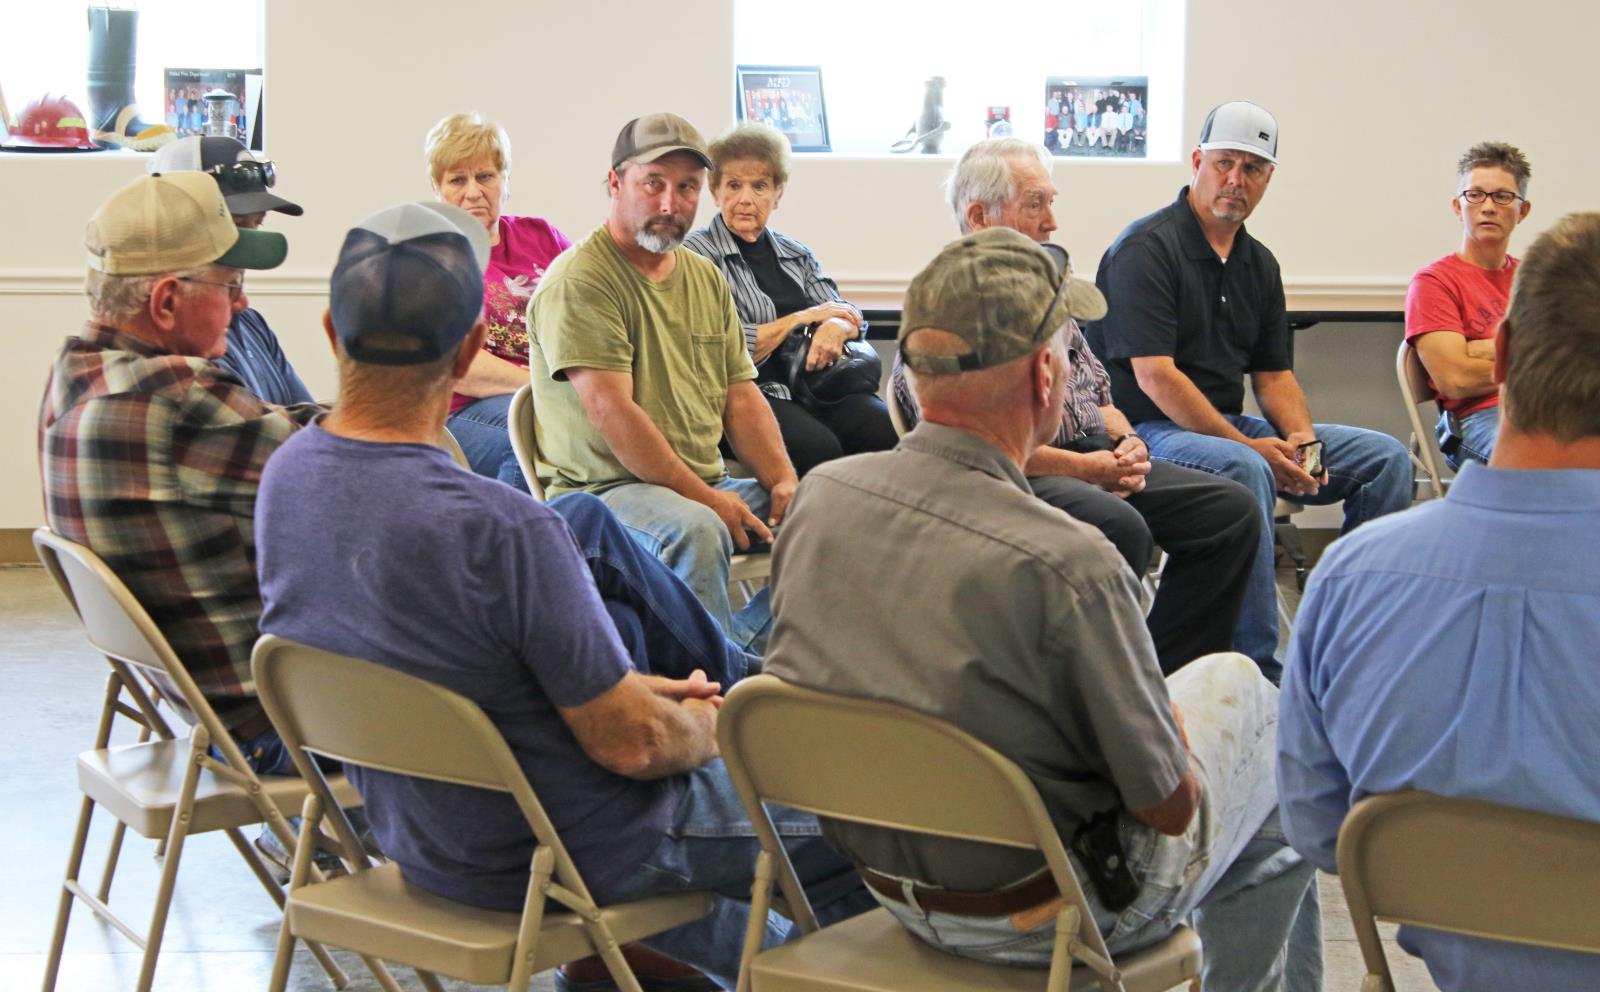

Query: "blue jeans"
(1135, 416), (1412, 679)
(232, 723), (303, 776)
(596, 477), (772, 651)
(872, 654), (1322, 992)
(446, 393), (529, 493)
(548, 492), (753, 685)
(1439, 405), (1499, 471)
(602, 760), (876, 990)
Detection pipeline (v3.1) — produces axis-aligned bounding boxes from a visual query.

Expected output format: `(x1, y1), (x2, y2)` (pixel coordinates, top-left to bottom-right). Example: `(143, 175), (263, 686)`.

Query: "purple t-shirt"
(450, 214), (572, 414)
(255, 422), (678, 908)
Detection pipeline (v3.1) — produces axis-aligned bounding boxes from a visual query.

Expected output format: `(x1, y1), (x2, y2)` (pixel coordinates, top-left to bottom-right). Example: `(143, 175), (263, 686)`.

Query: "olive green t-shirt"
(527, 225), (756, 497)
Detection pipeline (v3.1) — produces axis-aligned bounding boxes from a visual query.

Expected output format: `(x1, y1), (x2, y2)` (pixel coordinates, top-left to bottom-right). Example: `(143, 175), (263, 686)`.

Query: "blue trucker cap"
(329, 202), (490, 365)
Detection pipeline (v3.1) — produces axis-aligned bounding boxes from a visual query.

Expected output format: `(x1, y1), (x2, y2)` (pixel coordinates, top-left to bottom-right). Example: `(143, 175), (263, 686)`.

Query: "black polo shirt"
(1084, 186), (1291, 424)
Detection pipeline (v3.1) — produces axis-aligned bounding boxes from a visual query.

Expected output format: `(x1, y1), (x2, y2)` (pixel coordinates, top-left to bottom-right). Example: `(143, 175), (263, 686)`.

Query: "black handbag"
(777, 324), (882, 409)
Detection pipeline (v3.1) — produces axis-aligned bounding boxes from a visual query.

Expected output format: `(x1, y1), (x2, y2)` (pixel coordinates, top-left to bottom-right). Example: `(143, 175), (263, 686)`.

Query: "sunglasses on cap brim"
(206, 159), (276, 192)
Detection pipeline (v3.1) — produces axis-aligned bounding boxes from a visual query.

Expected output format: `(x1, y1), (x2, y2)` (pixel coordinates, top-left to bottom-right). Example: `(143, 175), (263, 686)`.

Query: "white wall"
(1, 0), (1593, 529)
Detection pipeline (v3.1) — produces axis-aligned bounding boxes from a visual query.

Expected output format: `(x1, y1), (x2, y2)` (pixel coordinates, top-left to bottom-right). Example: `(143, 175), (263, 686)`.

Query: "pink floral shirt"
(450, 214), (572, 413)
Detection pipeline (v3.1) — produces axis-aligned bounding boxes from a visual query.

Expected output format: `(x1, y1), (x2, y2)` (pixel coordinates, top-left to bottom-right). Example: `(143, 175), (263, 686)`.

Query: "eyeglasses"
(177, 275), (245, 301)
(205, 159), (276, 192)
(1459, 188), (1524, 206)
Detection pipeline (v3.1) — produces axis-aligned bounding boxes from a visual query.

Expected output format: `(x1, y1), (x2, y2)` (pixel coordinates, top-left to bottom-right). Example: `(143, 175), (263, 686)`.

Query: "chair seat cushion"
(749, 907), (1201, 992)
(287, 861), (712, 986)
(77, 737), (362, 838)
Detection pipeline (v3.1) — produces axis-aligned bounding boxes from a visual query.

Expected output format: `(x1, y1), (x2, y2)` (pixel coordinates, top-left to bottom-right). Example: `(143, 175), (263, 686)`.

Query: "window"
(733, 0), (1185, 159)
(2, 2), (260, 139)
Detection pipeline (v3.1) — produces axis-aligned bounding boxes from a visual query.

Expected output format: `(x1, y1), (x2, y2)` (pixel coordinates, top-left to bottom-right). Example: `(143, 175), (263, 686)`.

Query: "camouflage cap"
(899, 227), (1107, 374)
(611, 112), (712, 171)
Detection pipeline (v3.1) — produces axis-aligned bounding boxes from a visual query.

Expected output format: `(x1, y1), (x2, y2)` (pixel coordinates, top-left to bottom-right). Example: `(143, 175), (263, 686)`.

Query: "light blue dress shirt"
(1279, 461), (1600, 991)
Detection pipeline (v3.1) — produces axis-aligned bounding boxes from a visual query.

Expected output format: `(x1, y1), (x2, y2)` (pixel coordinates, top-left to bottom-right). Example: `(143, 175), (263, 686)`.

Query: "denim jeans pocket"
(1106, 877), (1183, 950)
(920, 907), (1059, 964)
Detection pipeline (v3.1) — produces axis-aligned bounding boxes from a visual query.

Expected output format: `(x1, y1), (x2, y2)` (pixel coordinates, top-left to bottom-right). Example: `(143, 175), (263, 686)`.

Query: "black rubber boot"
(86, 6), (174, 150)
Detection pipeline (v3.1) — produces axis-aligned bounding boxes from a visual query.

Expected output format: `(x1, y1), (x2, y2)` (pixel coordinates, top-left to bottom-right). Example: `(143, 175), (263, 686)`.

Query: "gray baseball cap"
(900, 227), (1107, 375)
(1197, 100), (1279, 165)
(611, 113), (712, 171)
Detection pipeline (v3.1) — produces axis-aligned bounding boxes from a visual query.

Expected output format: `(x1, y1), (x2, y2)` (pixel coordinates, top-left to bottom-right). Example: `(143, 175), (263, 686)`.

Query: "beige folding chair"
(31, 528), (383, 992)
(882, 369), (910, 438)
(1395, 342), (1451, 500)
(717, 673), (1202, 992)
(251, 634), (716, 992)
(509, 381), (771, 604)
(507, 383), (544, 500)
(437, 425), (472, 470)
(1336, 790), (1600, 992)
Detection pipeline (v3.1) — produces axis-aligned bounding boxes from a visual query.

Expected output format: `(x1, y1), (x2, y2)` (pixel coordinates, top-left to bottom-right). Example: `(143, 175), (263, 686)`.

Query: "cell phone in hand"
(741, 525), (777, 556)
(1297, 439), (1325, 477)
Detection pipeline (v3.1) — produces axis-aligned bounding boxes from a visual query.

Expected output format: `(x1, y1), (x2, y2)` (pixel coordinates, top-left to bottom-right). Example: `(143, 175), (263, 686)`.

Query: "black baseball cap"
(147, 136), (304, 216)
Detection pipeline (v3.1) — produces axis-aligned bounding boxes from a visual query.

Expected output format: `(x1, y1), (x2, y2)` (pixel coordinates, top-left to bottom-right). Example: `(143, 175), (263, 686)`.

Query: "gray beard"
(636, 226), (685, 254)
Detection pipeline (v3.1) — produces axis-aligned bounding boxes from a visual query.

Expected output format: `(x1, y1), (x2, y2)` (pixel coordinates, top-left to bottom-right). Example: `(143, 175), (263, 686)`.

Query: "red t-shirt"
(1404, 252), (1517, 417)
(450, 214), (572, 414)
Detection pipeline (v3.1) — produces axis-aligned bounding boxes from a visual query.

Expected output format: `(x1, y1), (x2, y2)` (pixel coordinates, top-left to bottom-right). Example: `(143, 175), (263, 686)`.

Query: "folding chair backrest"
(33, 527), (214, 732)
(1337, 791), (1600, 956)
(719, 673), (1117, 981)
(34, 527), (178, 679)
(1395, 341), (1449, 498)
(722, 675), (1054, 848)
(252, 634), (594, 899)
(508, 383), (546, 501)
(253, 634), (529, 793)
(436, 426), (472, 469)
(881, 370), (910, 438)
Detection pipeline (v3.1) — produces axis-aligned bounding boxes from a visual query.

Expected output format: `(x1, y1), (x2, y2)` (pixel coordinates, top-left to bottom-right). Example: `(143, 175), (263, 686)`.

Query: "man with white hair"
(529, 113), (796, 650)
(39, 172), (302, 750)
(890, 137), (1261, 676)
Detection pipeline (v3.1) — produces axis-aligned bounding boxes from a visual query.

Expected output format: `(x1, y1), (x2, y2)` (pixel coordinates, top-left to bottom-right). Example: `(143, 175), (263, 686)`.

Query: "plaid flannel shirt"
(38, 324), (321, 736)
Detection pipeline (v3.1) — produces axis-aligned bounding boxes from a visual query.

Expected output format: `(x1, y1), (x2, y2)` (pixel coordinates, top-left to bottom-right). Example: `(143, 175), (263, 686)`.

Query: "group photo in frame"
(1044, 76), (1148, 158)
(735, 65), (830, 152)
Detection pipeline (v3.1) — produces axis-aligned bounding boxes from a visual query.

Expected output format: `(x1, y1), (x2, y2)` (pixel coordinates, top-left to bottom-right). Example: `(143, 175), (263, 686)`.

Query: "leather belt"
(856, 865), (1059, 917)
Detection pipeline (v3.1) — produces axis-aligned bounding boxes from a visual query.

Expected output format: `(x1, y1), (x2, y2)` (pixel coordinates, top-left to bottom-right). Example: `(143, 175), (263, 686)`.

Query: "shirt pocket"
(691, 332), (729, 386)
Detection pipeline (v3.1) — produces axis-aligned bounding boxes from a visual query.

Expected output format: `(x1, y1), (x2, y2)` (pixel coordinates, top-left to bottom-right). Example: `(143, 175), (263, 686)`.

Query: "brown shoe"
(555, 944), (721, 991)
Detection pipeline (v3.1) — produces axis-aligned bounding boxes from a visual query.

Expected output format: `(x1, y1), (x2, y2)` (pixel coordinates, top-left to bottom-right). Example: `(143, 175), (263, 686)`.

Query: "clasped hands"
(1249, 430), (1326, 497)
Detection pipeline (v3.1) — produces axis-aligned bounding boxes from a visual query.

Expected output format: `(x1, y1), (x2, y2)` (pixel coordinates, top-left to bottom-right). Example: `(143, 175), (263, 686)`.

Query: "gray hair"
(1457, 141), (1532, 199)
(708, 122), (792, 193)
(1500, 212), (1600, 440)
(85, 268), (203, 323)
(945, 138), (1053, 234)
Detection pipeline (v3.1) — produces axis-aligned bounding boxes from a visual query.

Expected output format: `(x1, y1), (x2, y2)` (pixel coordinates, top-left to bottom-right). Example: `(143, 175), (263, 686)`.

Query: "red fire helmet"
(2, 94), (101, 152)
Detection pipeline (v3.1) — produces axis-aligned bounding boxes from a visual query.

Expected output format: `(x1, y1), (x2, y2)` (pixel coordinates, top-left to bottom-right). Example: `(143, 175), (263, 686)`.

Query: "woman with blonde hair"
(425, 111), (570, 491)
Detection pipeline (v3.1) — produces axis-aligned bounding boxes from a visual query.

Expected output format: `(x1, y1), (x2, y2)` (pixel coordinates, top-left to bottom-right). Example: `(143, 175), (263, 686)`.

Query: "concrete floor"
(1, 563), (1440, 991)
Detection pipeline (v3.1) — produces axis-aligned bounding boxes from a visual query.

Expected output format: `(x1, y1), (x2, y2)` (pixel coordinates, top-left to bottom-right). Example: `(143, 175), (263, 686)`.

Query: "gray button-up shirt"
(767, 422), (1186, 890)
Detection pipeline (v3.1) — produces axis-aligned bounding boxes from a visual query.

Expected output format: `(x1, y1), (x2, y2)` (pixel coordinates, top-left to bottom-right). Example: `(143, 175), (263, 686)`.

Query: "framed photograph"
(1044, 76), (1148, 159)
(164, 68), (258, 143)
(736, 65), (829, 153)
